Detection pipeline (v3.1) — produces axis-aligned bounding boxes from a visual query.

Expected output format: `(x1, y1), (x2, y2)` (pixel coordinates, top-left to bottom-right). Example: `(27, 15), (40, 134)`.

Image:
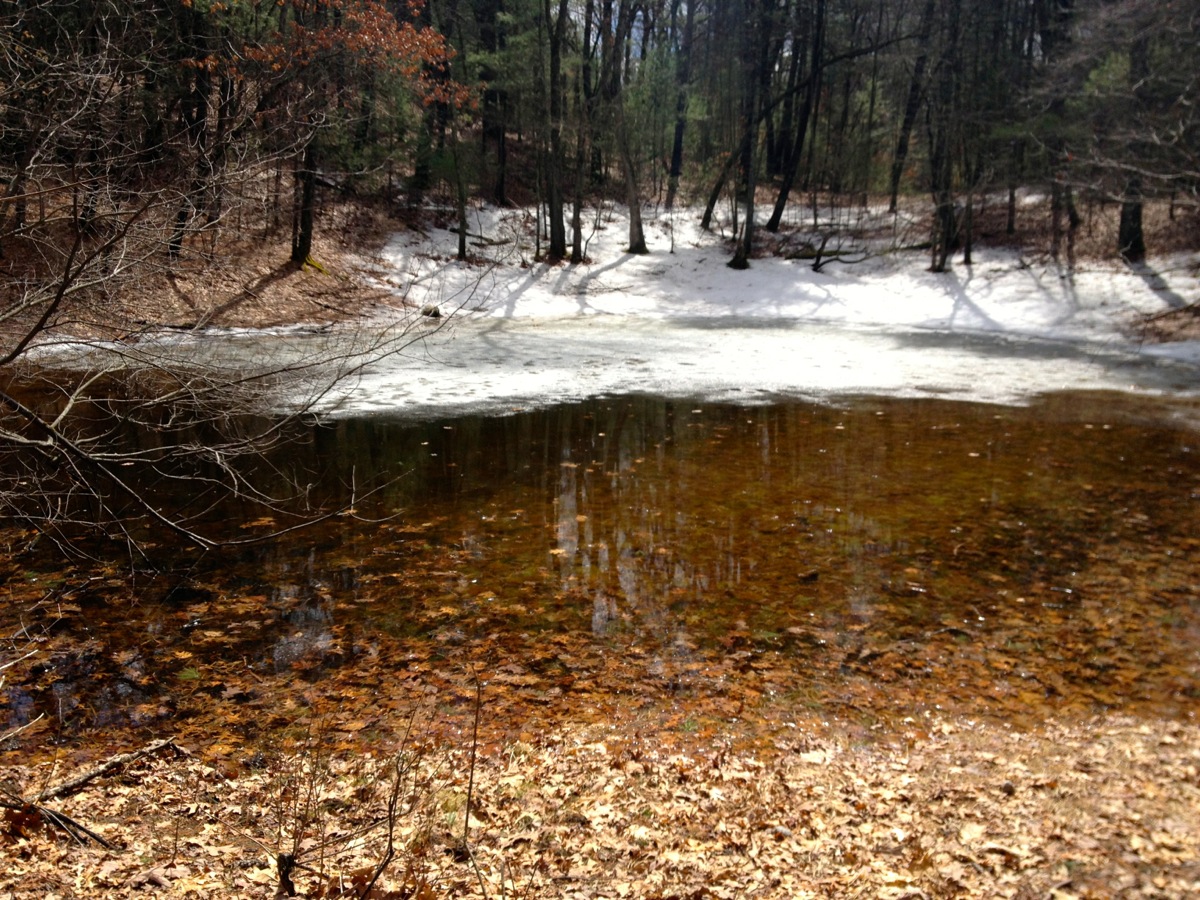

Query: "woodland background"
(2, 0), (1197, 288)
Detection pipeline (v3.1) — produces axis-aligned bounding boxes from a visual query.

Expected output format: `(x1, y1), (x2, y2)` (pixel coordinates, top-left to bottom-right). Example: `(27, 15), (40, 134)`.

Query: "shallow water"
(3, 392), (1199, 761)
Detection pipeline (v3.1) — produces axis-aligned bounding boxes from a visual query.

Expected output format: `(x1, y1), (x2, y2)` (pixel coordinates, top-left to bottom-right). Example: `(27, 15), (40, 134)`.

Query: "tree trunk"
(204, 65), (235, 237)
(729, 0), (765, 269)
(290, 140), (317, 265)
(1006, 140), (1023, 235)
(664, 0), (695, 211)
(475, 0), (508, 205)
(452, 109), (468, 262)
(1118, 178), (1145, 263)
(545, 0), (569, 261)
(765, 0), (825, 233)
(572, 0), (598, 263)
(409, 113), (436, 203)
(616, 99), (648, 254)
(1050, 177), (1064, 262)
(930, 176), (954, 273)
(571, 113), (586, 263)
(962, 194), (974, 265)
(856, 0), (885, 200)
(888, 0), (936, 213)
(570, 80), (587, 263)
(700, 134), (746, 231)
(0, 136), (36, 257)
(928, 0), (961, 273)
(773, 12), (805, 178)
(607, 0), (646, 253)
(1118, 35), (1150, 262)
(168, 15), (213, 259)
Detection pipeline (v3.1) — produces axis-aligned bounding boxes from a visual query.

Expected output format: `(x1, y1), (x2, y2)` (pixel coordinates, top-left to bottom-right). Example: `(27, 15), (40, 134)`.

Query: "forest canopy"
(1, 0), (1196, 276)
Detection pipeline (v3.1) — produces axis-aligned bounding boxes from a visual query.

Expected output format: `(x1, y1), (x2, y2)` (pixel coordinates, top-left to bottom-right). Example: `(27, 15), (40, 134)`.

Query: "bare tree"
(1029, 0), (1198, 260)
(727, 0), (772, 269)
(602, 0), (649, 254)
(544, 0), (571, 262)
(663, 0), (697, 212)
(926, 0), (962, 273)
(0, 0), (461, 558)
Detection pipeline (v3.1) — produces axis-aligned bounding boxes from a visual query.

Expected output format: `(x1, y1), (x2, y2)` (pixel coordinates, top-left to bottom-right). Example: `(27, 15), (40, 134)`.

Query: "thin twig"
(462, 669), (487, 898)
(0, 712), (45, 745)
(0, 647), (40, 672)
(463, 669), (481, 849)
(0, 785), (118, 850)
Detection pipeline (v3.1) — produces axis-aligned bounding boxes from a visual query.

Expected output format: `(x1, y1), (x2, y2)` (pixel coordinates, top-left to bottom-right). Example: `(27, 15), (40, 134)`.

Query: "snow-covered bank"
(377, 205), (1195, 336)
(23, 203), (1197, 419)
(338, 204), (1200, 417)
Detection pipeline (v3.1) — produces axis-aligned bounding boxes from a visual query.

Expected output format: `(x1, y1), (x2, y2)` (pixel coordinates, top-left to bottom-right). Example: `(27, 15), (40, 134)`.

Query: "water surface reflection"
(3, 392), (1199, 759)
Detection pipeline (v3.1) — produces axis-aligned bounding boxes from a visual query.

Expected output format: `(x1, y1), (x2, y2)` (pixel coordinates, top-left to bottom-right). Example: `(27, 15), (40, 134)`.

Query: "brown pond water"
(2, 392), (1199, 764)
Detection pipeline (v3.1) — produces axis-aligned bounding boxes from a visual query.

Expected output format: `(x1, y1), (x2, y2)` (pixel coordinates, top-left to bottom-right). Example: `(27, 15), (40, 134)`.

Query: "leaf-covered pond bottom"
(2, 391), (1199, 765)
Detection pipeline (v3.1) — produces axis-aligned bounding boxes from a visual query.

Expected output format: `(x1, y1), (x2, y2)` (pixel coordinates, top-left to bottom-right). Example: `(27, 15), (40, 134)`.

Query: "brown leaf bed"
(3, 713), (1198, 898)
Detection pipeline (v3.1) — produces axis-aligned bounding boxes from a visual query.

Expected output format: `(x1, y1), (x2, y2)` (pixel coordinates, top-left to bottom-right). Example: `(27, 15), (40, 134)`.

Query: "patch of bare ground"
(1137, 303), (1200, 344)
(967, 192), (1199, 262)
(2, 714), (1197, 898)
(0, 199), (409, 348)
(115, 203), (406, 334)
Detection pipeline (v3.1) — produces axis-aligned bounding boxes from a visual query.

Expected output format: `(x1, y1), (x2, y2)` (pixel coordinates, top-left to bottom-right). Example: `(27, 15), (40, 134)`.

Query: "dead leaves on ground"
(2, 714), (1199, 898)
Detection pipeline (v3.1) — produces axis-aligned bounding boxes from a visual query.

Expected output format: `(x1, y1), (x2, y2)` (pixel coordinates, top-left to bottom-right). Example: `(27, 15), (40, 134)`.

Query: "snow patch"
(335, 204), (1199, 418)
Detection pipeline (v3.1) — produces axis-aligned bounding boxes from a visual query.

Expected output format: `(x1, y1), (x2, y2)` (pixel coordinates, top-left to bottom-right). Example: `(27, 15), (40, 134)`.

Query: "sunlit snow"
(335, 203), (1199, 418)
(27, 202), (1199, 419)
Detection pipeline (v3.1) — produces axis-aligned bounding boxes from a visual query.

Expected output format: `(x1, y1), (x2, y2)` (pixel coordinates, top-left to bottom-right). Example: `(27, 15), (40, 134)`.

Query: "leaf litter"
(1, 709), (1198, 898)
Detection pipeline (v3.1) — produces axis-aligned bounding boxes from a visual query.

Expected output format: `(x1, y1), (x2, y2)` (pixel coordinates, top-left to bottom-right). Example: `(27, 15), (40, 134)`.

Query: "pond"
(2, 391), (1199, 764)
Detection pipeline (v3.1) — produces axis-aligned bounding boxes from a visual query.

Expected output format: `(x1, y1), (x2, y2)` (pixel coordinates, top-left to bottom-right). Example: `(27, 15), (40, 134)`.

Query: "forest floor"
(96, 203), (407, 335)
(3, 706), (1199, 899)
(4, 195), (1200, 898)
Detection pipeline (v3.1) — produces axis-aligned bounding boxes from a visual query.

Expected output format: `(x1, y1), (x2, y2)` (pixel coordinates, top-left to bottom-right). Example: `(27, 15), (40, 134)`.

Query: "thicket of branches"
(1, 0), (1197, 552)
(0, 0), (460, 554)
